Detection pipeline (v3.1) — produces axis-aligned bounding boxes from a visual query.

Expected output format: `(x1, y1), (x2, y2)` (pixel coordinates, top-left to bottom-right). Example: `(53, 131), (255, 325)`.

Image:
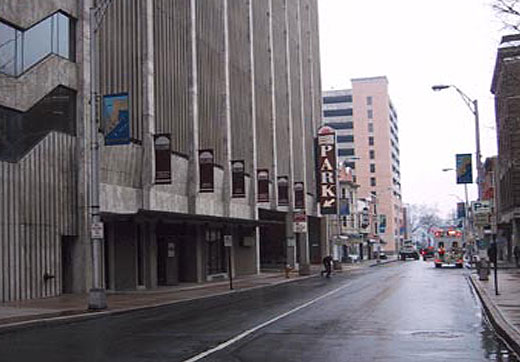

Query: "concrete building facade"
(0, 0), (322, 302)
(322, 77), (403, 253)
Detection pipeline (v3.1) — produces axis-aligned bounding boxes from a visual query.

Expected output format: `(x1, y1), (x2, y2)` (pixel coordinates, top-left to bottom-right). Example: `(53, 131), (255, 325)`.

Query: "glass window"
(366, 96), (372, 106)
(0, 13), (74, 77)
(370, 164), (376, 173)
(0, 22), (18, 75)
(338, 148), (355, 156)
(337, 135), (354, 143)
(23, 17), (53, 70)
(324, 108), (353, 117)
(369, 150), (375, 159)
(323, 95), (352, 104)
(369, 136), (374, 146)
(344, 161), (355, 169)
(367, 109), (373, 119)
(57, 13), (71, 58)
(326, 122), (353, 130)
(368, 122), (374, 133)
(370, 177), (377, 186)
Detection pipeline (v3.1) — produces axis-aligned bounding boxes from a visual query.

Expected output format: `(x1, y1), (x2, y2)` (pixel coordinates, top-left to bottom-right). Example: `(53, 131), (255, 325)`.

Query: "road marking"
(182, 282), (351, 362)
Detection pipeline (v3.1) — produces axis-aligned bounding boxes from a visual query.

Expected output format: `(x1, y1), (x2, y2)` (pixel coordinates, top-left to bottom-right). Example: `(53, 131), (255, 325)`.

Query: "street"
(0, 261), (516, 362)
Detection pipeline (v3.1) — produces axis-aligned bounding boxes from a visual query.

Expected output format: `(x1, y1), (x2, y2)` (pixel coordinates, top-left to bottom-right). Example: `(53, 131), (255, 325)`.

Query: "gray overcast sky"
(318, 0), (505, 218)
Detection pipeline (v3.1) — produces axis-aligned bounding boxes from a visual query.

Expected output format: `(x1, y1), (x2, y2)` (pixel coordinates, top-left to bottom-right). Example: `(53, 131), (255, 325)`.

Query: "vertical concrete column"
(141, 0), (155, 210)
(78, 0), (96, 294)
(283, 0), (296, 269)
(267, 0), (278, 212)
(187, 0), (200, 215)
(247, 0), (260, 274)
(296, 1), (309, 274)
(222, 0), (232, 218)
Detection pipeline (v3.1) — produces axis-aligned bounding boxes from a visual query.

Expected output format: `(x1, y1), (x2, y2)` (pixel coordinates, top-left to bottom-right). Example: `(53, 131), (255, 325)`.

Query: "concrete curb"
(0, 260), (390, 333)
(468, 274), (520, 357)
(369, 259), (399, 267)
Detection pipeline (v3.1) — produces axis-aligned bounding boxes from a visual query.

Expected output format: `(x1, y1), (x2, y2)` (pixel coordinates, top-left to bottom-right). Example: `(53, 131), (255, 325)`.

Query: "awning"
(100, 209), (282, 227)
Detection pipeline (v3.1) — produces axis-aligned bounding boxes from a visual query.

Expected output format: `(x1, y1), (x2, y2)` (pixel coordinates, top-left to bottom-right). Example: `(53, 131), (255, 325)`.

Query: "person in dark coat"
(321, 255), (333, 278)
(514, 245), (520, 268)
(487, 242), (497, 267)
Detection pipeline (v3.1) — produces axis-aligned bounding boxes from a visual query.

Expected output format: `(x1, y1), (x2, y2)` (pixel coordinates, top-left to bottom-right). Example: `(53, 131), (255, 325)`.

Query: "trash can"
(478, 259), (489, 281)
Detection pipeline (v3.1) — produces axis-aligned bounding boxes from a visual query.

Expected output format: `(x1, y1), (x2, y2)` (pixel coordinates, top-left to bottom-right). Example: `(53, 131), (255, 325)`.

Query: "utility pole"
(87, 0), (113, 311)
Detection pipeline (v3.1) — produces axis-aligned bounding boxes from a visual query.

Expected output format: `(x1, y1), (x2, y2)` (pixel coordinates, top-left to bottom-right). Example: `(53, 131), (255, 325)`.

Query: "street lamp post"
(432, 85), (483, 200)
(87, 0), (114, 311)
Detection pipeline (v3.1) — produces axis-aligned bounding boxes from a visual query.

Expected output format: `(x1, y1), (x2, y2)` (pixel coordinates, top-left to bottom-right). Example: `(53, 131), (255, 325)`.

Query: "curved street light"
(432, 84), (483, 200)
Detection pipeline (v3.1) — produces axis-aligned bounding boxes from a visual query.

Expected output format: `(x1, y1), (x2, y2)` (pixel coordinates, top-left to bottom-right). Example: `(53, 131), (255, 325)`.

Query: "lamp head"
(432, 85), (450, 91)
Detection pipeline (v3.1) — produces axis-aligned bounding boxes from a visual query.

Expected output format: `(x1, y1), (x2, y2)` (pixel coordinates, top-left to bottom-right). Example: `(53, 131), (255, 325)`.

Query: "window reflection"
(0, 12), (74, 76)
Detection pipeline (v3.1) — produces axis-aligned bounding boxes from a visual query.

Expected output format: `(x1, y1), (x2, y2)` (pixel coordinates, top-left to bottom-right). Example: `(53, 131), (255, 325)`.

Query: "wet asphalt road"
(0, 261), (517, 362)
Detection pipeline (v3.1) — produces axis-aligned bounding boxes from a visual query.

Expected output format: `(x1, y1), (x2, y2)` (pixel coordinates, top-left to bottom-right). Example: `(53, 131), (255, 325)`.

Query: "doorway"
(157, 236), (179, 285)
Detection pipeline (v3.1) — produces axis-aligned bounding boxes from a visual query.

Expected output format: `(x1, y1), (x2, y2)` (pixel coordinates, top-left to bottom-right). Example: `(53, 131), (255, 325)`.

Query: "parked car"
(373, 251), (387, 260)
(420, 247), (435, 260)
(399, 240), (420, 260)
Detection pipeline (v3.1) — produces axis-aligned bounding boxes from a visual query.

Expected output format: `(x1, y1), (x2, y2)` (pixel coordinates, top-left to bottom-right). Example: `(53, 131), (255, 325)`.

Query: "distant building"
(322, 77), (403, 253)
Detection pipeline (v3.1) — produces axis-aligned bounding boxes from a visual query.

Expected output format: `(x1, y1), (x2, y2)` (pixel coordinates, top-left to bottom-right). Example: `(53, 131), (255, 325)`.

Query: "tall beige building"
(322, 76), (403, 253)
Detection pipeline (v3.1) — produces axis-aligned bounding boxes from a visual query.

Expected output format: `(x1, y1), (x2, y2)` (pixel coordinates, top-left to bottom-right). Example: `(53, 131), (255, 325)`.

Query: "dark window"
(369, 136), (374, 146)
(0, 86), (76, 162)
(323, 95), (352, 104)
(366, 96), (373, 106)
(344, 162), (356, 169)
(324, 108), (353, 117)
(337, 135), (354, 143)
(367, 109), (373, 119)
(369, 150), (375, 159)
(370, 177), (377, 186)
(326, 122), (353, 130)
(338, 148), (355, 156)
(368, 123), (374, 133)
(370, 164), (376, 173)
(0, 13), (74, 76)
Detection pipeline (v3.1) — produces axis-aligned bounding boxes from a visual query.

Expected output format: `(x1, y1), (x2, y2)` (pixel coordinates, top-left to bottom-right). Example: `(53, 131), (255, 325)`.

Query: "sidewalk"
(469, 260), (520, 357)
(0, 258), (393, 332)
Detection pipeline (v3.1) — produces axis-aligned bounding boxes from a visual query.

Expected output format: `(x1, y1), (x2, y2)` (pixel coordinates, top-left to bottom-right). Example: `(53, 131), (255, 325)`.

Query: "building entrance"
(157, 236), (179, 286)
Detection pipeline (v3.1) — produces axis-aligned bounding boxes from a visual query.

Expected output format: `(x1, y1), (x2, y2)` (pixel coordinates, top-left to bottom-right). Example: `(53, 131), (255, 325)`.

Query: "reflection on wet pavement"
(481, 318), (518, 361)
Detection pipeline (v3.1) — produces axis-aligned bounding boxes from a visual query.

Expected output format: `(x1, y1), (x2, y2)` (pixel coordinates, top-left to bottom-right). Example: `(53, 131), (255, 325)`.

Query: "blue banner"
(103, 93), (130, 145)
(456, 153), (472, 184)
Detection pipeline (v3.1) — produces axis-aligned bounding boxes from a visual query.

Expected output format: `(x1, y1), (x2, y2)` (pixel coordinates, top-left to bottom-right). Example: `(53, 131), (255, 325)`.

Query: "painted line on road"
(182, 281), (352, 362)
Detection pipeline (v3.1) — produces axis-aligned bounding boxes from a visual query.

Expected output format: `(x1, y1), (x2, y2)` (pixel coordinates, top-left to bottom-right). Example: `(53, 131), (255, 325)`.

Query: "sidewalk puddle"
(481, 319), (519, 361)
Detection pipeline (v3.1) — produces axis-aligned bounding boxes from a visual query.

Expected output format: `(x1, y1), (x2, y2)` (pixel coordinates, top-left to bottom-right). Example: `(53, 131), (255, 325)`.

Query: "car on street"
(399, 240), (419, 260)
(420, 247), (435, 260)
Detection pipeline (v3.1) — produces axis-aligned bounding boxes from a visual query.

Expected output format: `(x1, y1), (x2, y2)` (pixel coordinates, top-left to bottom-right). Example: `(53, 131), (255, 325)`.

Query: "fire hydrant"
(284, 265), (293, 278)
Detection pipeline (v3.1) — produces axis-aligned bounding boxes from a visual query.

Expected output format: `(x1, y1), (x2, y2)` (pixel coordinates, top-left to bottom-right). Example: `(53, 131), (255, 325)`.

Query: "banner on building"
(379, 214), (387, 234)
(231, 160), (245, 198)
(457, 202), (466, 219)
(277, 176), (289, 206)
(103, 93), (130, 145)
(199, 149), (214, 192)
(294, 182), (305, 210)
(257, 169), (269, 202)
(317, 126), (337, 214)
(456, 153), (473, 184)
(154, 134), (171, 184)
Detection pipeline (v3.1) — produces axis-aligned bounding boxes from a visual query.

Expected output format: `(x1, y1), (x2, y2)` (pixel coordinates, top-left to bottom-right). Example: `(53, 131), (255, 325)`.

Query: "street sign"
(91, 222), (104, 239)
(472, 200), (491, 215)
(474, 213), (491, 227)
(293, 211), (307, 233)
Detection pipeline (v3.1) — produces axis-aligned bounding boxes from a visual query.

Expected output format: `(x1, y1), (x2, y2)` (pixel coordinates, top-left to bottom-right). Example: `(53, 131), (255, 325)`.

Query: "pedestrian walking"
(514, 245), (520, 268)
(488, 242), (497, 268)
(321, 255), (333, 278)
